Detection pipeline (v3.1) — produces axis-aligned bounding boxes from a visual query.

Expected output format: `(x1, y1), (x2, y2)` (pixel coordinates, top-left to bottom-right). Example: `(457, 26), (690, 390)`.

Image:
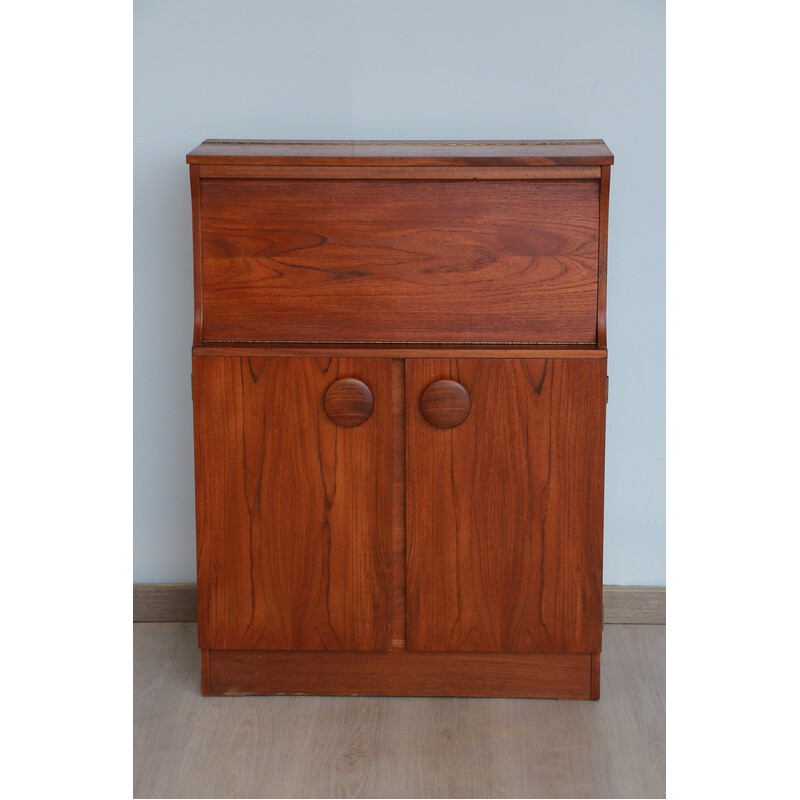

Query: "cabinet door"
(406, 358), (606, 652)
(193, 356), (392, 651)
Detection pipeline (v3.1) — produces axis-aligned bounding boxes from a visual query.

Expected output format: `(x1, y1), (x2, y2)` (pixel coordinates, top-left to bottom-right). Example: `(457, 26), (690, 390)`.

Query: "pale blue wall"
(134, 0), (665, 585)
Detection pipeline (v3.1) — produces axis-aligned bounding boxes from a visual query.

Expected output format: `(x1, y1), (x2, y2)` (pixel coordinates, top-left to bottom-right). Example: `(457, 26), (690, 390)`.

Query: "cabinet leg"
(200, 649), (210, 696)
(590, 652), (601, 700)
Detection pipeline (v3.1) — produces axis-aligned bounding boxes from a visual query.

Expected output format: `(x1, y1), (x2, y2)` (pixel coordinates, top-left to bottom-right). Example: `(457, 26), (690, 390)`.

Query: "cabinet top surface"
(186, 139), (614, 166)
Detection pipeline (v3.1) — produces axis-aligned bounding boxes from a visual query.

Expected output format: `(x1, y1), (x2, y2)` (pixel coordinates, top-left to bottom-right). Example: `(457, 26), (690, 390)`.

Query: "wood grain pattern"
(406, 358), (606, 653)
(590, 652), (601, 700)
(323, 378), (374, 427)
(199, 179), (600, 343)
(597, 165), (611, 348)
(206, 649), (593, 698)
(187, 139), (615, 166)
(391, 359), (407, 649)
(186, 141), (614, 700)
(134, 583), (663, 624)
(189, 165), (203, 345)
(193, 356), (392, 651)
(197, 165), (602, 180)
(200, 648), (210, 697)
(193, 343), (608, 359)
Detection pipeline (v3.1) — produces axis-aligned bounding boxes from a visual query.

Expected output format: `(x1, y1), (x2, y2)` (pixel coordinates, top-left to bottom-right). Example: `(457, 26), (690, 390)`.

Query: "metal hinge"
(606, 376), (609, 404)
(190, 373), (193, 401)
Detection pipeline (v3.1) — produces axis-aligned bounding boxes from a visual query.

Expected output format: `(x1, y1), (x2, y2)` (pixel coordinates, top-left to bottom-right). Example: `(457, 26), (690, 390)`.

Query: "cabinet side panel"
(193, 356), (392, 650)
(597, 165), (611, 348)
(406, 358), (605, 652)
(190, 165), (203, 345)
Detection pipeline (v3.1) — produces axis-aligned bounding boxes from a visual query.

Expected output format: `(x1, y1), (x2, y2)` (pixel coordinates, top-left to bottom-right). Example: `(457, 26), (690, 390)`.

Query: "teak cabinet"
(187, 140), (613, 698)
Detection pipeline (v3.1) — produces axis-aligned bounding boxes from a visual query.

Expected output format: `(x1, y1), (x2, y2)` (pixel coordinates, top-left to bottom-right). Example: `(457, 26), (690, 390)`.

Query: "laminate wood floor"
(134, 623), (665, 798)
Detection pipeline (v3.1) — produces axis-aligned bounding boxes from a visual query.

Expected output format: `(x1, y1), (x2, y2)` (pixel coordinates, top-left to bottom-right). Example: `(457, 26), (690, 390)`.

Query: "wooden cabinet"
(188, 140), (613, 698)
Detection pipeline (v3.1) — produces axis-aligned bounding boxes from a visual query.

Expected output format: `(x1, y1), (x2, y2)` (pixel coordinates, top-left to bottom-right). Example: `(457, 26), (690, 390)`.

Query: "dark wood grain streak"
(190, 165), (203, 345)
(406, 358), (606, 653)
(199, 179), (600, 344)
(197, 165), (602, 180)
(193, 356), (392, 651)
(206, 649), (593, 698)
(392, 359), (406, 649)
(193, 343), (608, 359)
(597, 165), (611, 348)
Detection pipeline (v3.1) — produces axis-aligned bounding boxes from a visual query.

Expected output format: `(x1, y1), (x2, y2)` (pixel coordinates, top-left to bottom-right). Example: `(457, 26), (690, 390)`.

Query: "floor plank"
(134, 623), (665, 798)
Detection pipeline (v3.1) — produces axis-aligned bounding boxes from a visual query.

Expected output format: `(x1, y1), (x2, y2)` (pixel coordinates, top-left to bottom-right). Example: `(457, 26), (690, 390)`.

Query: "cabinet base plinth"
(201, 649), (600, 699)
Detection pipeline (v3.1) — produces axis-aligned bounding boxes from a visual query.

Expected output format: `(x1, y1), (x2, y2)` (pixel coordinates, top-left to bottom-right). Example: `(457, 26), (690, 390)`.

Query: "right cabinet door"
(405, 358), (606, 653)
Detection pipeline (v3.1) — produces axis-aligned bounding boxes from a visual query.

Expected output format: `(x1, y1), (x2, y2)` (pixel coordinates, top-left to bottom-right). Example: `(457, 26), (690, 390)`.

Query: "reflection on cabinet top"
(187, 139), (614, 166)
(188, 140), (612, 348)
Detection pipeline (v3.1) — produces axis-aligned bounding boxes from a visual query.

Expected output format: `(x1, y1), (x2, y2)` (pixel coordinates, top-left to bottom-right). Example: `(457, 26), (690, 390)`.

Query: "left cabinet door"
(193, 356), (393, 651)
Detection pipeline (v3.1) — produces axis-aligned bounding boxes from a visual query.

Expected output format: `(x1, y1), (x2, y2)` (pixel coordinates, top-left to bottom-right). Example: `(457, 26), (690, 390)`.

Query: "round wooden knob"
(324, 378), (374, 427)
(420, 380), (471, 428)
